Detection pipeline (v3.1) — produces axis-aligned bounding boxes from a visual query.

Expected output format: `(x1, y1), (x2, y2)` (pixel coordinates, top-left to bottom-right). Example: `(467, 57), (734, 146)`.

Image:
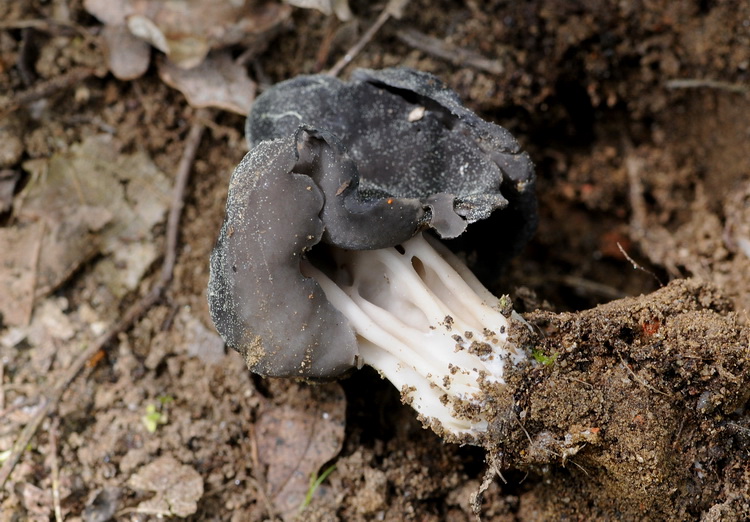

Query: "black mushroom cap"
(209, 67), (537, 379)
(209, 130), (358, 379)
(247, 67), (536, 244)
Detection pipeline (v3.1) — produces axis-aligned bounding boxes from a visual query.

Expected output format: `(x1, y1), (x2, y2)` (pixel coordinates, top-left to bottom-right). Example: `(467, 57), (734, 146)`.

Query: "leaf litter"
(83, 0), (291, 110)
(17, 133), (170, 300)
(255, 382), (346, 520)
(127, 454), (204, 517)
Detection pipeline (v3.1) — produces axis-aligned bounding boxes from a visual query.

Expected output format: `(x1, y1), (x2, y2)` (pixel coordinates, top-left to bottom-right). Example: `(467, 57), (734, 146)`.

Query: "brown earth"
(1, 0), (749, 520)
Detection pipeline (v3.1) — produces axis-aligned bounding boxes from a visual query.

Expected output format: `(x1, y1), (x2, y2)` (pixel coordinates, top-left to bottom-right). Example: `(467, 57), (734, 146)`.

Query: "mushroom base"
(302, 233), (527, 443)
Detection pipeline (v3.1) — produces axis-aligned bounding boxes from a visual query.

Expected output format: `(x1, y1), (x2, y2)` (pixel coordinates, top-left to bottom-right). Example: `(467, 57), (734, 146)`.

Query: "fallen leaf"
(128, 455), (204, 517)
(101, 24), (151, 80)
(85, 0), (291, 71)
(255, 383), (346, 519)
(19, 134), (170, 299)
(0, 169), (20, 212)
(33, 206), (113, 298)
(26, 297), (77, 373)
(158, 52), (256, 115)
(0, 222), (42, 326)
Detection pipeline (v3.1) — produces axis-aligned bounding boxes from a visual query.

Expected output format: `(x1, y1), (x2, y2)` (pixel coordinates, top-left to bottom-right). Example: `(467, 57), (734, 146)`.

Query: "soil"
(1, 0), (749, 520)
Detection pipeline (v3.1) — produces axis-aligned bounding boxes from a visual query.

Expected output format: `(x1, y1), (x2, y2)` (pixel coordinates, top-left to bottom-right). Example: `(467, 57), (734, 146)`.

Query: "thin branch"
(0, 396), (39, 419)
(617, 242), (663, 287)
(0, 109), (210, 488)
(0, 67), (97, 117)
(524, 273), (627, 300)
(327, 0), (410, 77)
(0, 19), (79, 31)
(49, 417), (63, 522)
(565, 376), (594, 388)
(162, 110), (209, 286)
(396, 29), (505, 75)
(314, 17), (340, 73)
(665, 78), (749, 95)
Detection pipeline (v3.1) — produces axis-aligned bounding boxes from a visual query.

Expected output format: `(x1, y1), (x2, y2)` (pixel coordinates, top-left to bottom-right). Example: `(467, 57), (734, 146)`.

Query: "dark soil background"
(1, 0), (749, 520)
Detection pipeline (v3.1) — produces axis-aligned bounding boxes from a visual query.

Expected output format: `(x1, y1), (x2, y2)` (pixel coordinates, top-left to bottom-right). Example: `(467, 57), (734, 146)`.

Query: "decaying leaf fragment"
(0, 222), (43, 326)
(128, 455), (204, 517)
(255, 383), (346, 519)
(84, 0), (292, 77)
(158, 52), (256, 115)
(17, 134), (170, 300)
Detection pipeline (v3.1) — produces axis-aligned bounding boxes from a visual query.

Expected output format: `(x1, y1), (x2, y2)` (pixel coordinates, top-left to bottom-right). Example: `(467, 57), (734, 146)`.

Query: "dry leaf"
(158, 52), (256, 115)
(26, 298), (77, 373)
(0, 222), (43, 326)
(0, 169), (20, 212)
(101, 24), (151, 80)
(18, 134), (170, 299)
(128, 455), (204, 517)
(256, 383), (346, 519)
(34, 206), (113, 298)
(85, 0), (291, 71)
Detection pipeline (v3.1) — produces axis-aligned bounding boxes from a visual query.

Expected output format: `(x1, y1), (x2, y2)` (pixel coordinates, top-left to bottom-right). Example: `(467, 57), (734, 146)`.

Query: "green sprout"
(531, 348), (558, 366)
(157, 394), (175, 405)
(142, 397), (172, 433)
(299, 464), (337, 512)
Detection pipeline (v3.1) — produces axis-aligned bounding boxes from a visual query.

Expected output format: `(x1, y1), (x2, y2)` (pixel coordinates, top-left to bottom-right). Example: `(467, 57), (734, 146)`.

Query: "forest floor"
(0, 0), (749, 520)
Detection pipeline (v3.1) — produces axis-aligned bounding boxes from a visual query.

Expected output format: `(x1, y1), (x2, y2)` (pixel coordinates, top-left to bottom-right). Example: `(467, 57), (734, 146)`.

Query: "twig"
(513, 411), (534, 448)
(616, 242), (663, 287)
(396, 29), (505, 75)
(470, 451), (504, 517)
(0, 108), (210, 489)
(49, 417), (62, 522)
(617, 242), (642, 271)
(555, 274), (626, 300)
(565, 376), (594, 388)
(625, 154), (648, 238)
(665, 78), (749, 95)
(0, 67), (97, 117)
(327, 0), (410, 77)
(524, 273), (626, 300)
(0, 396), (48, 487)
(162, 109), (210, 285)
(0, 396), (39, 419)
(314, 17), (340, 73)
(625, 152), (682, 277)
(0, 20), (79, 32)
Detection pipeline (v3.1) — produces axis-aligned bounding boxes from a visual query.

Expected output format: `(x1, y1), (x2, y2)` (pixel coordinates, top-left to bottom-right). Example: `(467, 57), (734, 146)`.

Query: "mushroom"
(208, 68), (536, 444)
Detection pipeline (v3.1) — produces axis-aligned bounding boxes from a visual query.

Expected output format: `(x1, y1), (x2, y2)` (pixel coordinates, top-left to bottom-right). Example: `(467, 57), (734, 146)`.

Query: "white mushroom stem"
(302, 233), (527, 441)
